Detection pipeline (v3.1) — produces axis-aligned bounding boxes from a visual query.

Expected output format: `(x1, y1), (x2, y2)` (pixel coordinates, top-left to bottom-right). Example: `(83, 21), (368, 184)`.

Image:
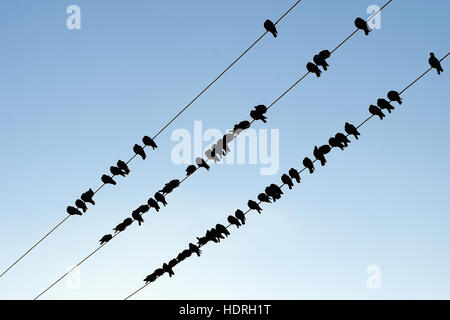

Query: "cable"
(33, 2), (395, 299)
(124, 51), (449, 300)
(0, 0), (305, 281)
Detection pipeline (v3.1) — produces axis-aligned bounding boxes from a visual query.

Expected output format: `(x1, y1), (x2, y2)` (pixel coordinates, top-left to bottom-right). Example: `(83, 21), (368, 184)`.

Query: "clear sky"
(0, 0), (449, 299)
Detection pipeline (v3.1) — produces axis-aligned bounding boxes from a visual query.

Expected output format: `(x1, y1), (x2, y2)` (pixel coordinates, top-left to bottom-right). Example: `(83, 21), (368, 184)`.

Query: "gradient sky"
(0, 0), (449, 300)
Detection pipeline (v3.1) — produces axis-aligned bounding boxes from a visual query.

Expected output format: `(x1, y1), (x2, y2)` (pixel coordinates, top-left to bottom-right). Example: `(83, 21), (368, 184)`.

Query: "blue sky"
(0, 0), (449, 299)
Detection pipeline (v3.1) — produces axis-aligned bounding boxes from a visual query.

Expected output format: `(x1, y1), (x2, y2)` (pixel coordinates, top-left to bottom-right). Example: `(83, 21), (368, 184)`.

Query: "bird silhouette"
(162, 263), (175, 277)
(344, 123), (360, 140)
(123, 218), (133, 227)
(369, 105), (385, 120)
(233, 121), (251, 134)
(250, 110), (267, 123)
(185, 165), (197, 176)
(235, 209), (246, 225)
(113, 222), (126, 233)
(354, 17), (371, 35)
(109, 166), (125, 177)
(133, 144), (146, 160)
(159, 184), (173, 195)
(189, 243), (202, 257)
(132, 211), (144, 226)
(67, 206), (82, 216)
(227, 215), (242, 228)
(281, 174), (294, 189)
(429, 52), (444, 75)
(81, 189), (95, 205)
(335, 133), (351, 147)
(154, 192), (168, 206)
(205, 149), (220, 163)
(303, 157), (315, 174)
(197, 236), (209, 247)
(147, 198), (160, 212)
(307, 62), (322, 77)
(168, 259), (178, 268)
(257, 193), (271, 203)
(168, 179), (180, 189)
(254, 105), (268, 114)
(117, 160), (130, 175)
(75, 199), (87, 213)
(101, 174), (116, 185)
(377, 98), (395, 114)
(99, 234), (112, 245)
(135, 204), (150, 214)
(248, 200), (262, 214)
(313, 50), (331, 71)
(207, 229), (221, 243)
(144, 273), (157, 284)
(289, 168), (301, 183)
(387, 90), (402, 105)
(142, 136), (158, 150)
(313, 145), (330, 166)
(196, 157), (210, 171)
(264, 19), (278, 37)
(180, 249), (192, 260)
(329, 137), (345, 150)
(153, 268), (165, 278)
(216, 224), (230, 237)
(270, 184), (284, 198)
(214, 140), (227, 156)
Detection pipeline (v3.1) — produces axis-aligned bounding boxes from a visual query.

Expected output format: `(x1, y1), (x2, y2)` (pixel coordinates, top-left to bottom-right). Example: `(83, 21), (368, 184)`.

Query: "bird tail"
(364, 28), (370, 36)
(308, 168), (314, 174)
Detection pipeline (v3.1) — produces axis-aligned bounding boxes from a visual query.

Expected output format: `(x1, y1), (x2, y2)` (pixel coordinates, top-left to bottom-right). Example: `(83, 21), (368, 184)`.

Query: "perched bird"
(307, 62), (322, 78)
(123, 218), (133, 227)
(67, 206), (82, 216)
(250, 110), (267, 123)
(344, 122), (360, 140)
(168, 179), (180, 189)
(153, 268), (164, 278)
(335, 133), (351, 147)
(133, 144), (146, 160)
(369, 105), (385, 120)
(101, 174), (116, 185)
(313, 145), (329, 166)
(113, 222), (126, 233)
(281, 174), (294, 189)
(313, 53), (329, 71)
(168, 259), (178, 268)
(75, 199), (87, 213)
(264, 19), (278, 38)
(81, 189), (95, 205)
(144, 273), (157, 284)
(233, 121), (251, 133)
(189, 243), (202, 257)
(258, 193), (271, 203)
(254, 105), (268, 114)
(429, 52), (444, 75)
(197, 236), (209, 246)
(180, 249), (192, 260)
(135, 204), (150, 214)
(154, 192), (167, 206)
(185, 165), (197, 176)
(110, 166), (125, 177)
(205, 149), (220, 163)
(329, 137), (345, 151)
(248, 200), (262, 214)
(377, 98), (395, 114)
(99, 234), (113, 245)
(265, 186), (278, 202)
(162, 263), (175, 277)
(227, 215), (242, 228)
(270, 184), (284, 198)
(303, 157), (315, 174)
(159, 184), (173, 195)
(147, 198), (160, 212)
(387, 90), (402, 105)
(195, 157), (210, 171)
(289, 168), (301, 183)
(319, 49), (331, 60)
(207, 229), (221, 243)
(216, 224), (230, 237)
(132, 211), (144, 226)
(235, 209), (246, 225)
(142, 136), (158, 149)
(117, 160), (130, 175)
(354, 17), (371, 35)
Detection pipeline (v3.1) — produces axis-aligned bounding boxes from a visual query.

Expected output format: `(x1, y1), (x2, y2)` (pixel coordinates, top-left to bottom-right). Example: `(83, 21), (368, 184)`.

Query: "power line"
(124, 51), (449, 300)
(33, 2), (394, 299)
(0, 0), (305, 281)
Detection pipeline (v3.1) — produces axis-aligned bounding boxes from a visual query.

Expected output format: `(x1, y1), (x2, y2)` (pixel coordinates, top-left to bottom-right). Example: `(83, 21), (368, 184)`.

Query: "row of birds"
(140, 86), (415, 284)
(65, 136), (157, 217)
(140, 118), (366, 284)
